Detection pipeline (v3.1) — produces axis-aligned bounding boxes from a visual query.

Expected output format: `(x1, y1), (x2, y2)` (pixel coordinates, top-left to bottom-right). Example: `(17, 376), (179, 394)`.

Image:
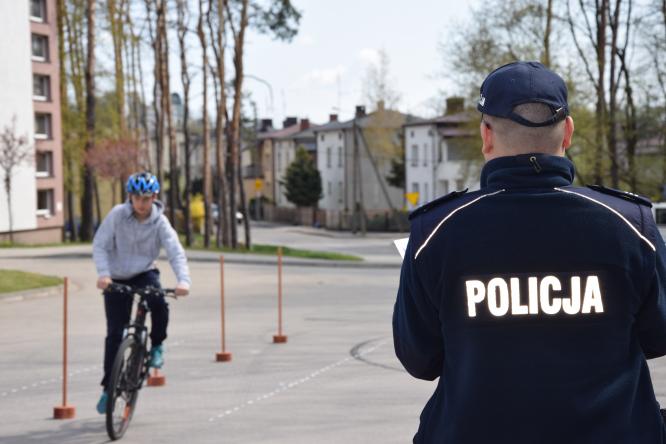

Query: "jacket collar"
(480, 153), (575, 189)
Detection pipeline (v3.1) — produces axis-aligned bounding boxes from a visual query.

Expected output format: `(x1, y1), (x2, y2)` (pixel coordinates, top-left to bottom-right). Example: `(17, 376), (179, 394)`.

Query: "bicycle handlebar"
(104, 282), (177, 298)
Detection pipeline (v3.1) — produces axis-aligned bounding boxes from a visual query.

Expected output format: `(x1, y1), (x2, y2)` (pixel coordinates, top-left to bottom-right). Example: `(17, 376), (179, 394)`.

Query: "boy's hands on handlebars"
(175, 283), (189, 297)
(97, 276), (112, 290)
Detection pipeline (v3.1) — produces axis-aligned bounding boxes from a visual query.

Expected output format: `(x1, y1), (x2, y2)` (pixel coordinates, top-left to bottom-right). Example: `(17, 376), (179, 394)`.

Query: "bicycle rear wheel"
(106, 336), (145, 440)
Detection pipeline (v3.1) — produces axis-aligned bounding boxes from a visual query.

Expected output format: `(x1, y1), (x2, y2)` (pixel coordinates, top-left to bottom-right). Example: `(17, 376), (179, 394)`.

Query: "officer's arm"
(392, 219), (444, 380)
(636, 212), (666, 360)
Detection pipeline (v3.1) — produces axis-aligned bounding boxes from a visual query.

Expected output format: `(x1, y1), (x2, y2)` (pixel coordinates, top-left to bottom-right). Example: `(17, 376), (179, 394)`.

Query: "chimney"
(282, 116), (298, 128)
(445, 97), (465, 115)
(299, 118), (310, 131)
(329, 113), (338, 122)
(260, 118), (273, 132)
(355, 105), (366, 118)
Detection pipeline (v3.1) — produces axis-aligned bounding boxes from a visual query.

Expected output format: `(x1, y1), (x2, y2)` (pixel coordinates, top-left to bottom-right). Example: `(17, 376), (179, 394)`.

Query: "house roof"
(314, 109), (426, 133)
(403, 111), (475, 127)
(256, 123), (303, 140)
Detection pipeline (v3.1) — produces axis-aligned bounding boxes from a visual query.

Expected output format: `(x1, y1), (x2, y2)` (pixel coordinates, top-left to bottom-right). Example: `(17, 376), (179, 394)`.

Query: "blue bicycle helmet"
(126, 172), (160, 195)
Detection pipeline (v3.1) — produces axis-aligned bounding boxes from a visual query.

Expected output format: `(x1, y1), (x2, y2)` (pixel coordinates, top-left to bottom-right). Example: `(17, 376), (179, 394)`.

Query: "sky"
(133, 0), (481, 128)
(239, 0), (480, 126)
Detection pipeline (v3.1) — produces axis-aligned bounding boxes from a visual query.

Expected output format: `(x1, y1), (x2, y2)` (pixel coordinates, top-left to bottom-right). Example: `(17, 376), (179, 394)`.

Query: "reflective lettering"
(488, 278), (509, 317)
(510, 278), (528, 315)
(540, 275), (562, 315)
(528, 277), (539, 314)
(562, 276), (581, 315)
(581, 276), (604, 313)
(466, 280), (485, 317)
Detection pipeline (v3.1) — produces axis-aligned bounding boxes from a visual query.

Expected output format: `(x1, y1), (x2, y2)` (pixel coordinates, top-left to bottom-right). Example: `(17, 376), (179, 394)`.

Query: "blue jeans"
(101, 269), (169, 389)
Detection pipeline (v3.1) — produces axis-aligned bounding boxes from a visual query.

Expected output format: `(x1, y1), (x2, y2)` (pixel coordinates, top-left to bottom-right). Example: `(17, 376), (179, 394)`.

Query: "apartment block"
(0, 0), (63, 242)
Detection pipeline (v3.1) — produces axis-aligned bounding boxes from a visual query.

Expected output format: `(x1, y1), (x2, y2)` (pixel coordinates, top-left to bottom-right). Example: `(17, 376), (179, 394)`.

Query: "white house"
(315, 104), (424, 229)
(404, 99), (479, 210)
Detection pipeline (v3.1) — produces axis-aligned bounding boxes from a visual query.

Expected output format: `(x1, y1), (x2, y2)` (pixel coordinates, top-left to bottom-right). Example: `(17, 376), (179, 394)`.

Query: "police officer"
(393, 61), (666, 443)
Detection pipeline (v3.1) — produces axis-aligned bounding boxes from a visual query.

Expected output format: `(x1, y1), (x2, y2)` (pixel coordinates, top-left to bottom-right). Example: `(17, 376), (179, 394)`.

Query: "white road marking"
(207, 340), (387, 423)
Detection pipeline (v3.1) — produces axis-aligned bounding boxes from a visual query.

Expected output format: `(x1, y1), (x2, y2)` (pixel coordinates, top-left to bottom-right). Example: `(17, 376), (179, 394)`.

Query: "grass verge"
(0, 269), (63, 294)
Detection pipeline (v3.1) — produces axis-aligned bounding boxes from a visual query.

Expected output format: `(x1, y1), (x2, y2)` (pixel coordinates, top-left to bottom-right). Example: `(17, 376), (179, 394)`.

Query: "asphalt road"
(0, 252), (431, 444)
(3, 223), (666, 443)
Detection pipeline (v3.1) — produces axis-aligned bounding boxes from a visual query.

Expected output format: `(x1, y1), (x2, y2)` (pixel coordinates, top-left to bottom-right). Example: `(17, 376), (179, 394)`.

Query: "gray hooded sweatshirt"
(92, 200), (191, 287)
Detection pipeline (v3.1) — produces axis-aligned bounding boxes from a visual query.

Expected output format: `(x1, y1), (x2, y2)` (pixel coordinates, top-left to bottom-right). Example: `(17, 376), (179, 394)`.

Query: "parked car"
(211, 203), (244, 224)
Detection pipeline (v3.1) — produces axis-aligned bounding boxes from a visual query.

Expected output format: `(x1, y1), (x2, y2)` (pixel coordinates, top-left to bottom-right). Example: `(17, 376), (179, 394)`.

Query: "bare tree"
(361, 49), (401, 110)
(197, 0), (213, 247)
(155, 0), (180, 223)
(0, 117), (32, 243)
(177, 0), (193, 246)
(227, 0), (249, 249)
(80, 0), (96, 241)
(208, 0), (231, 247)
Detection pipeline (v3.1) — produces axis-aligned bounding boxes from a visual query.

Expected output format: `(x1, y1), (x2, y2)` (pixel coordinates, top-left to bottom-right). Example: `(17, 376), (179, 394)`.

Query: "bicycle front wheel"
(106, 336), (145, 440)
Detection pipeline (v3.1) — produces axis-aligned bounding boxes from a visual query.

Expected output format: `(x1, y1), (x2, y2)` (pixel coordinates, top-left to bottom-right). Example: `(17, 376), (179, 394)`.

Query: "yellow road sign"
(405, 192), (419, 206)
(255, 178), (263, 191)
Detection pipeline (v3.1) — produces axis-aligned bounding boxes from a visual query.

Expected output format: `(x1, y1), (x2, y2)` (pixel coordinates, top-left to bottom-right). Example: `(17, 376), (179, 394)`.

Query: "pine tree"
(283, 147), (322, 211)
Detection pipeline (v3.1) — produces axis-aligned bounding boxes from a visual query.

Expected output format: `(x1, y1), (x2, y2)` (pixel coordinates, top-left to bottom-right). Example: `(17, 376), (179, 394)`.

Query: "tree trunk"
(198, 0), (212, 247)
(542, 0), (553, 67)
(107, 0), (127, 135)
(4, 177), (13, 243)
(145, 0), (163, 188)
(156, 0), (179, 223)
(593, 0), (609, 186)
(177, 0), (193, 246)
(209, 0), (230, 247)
(80, 0), (96, 241)
(228, 0), (249, 249)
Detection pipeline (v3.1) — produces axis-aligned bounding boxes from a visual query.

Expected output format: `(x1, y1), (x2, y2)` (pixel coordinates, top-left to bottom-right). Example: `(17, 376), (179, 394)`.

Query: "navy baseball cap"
(477, 61), (569, 127)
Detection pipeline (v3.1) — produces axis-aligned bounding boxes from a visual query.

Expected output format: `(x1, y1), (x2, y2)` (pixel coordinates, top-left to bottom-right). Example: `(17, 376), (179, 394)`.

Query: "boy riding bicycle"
(92, 172), (191, 414)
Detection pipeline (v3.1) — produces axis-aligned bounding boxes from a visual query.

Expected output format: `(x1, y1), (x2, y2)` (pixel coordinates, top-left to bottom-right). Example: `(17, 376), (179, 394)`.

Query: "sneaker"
(149, 345), (164, 369)
(96, 391), (108, 415)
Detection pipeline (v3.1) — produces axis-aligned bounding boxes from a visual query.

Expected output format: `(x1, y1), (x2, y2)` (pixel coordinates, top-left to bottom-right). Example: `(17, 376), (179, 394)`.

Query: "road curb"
(2, 252), (402, 269)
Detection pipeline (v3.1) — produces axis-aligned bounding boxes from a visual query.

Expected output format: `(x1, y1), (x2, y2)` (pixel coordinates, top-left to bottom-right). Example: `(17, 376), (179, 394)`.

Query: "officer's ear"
(480, 120), (494, 158)
(562, 116), (574, 151)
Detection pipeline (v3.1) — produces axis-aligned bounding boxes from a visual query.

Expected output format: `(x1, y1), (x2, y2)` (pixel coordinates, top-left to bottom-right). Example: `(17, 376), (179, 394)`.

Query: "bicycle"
(103, 282), (177, 441)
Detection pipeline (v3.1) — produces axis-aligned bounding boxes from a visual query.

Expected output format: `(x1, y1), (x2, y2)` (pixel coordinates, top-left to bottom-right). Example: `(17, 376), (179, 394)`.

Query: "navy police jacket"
(393, 153), (666, 443)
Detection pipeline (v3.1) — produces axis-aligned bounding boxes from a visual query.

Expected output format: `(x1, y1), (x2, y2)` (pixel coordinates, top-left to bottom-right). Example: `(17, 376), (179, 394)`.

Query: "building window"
(30, 0), (46, 22)
(35, 113), (52, 139)
(326, 147), (332, 168)
(411, 145), (418, 167)
(37, 189), (54, 216)
(410, 130), (414, 138)
(338, 132), (342, 140)
(36, 151), (53, 177)
(423, 144), (428, 166)
(320, 134), (325, 142)
(31, 34), (49, 62)
(338, 181), (343, 204)
(338, 146), (343, 167)
(33, 74), (50, 101)
(277, 151), (282, 171)
(327, 181), (332, 196)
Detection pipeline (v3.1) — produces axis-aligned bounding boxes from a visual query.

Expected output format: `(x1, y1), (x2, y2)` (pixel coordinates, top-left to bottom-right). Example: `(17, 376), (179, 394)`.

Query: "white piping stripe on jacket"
(414, 189), (506, 259)
(554, 187), (656, 252)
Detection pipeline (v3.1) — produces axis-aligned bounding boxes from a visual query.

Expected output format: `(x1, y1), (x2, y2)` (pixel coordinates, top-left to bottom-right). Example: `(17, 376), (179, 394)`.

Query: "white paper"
(393, 237), (409, 259)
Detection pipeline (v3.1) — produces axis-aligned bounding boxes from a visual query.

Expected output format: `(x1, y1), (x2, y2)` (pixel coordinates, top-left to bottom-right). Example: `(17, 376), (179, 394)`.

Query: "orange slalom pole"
(54, 277), (75, 419)
(217, 255), (232, 361)
(273, 247), (287, 343)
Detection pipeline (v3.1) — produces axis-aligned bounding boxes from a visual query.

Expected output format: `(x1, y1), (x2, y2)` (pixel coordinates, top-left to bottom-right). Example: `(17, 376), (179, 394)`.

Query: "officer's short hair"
(483, 103), (566, 154)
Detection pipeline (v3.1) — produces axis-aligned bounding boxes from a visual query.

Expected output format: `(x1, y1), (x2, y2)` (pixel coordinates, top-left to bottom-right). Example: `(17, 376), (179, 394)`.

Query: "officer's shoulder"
(408, 189), (468, 221)
(585, 184), (652, 208)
